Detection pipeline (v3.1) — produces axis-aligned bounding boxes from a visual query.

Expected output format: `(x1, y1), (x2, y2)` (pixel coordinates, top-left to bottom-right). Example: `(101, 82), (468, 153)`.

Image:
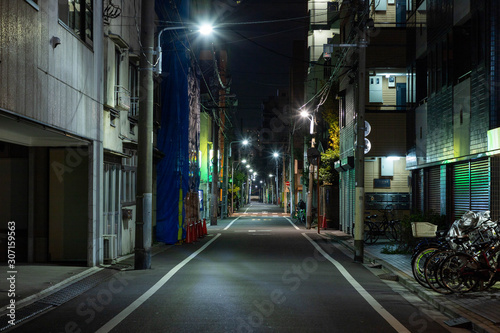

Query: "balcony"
(114, 85), (130, 111)
(130, 96), (139, 117)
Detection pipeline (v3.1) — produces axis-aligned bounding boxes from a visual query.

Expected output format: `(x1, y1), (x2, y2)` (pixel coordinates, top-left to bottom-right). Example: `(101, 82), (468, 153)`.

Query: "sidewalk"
(324, 229), (500, 333)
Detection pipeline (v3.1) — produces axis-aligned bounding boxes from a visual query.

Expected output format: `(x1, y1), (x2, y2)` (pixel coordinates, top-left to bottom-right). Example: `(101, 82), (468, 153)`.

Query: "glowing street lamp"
(156, 23), (214, 75)
(199, 24), (213, 35)
(300, 110), (315, 135)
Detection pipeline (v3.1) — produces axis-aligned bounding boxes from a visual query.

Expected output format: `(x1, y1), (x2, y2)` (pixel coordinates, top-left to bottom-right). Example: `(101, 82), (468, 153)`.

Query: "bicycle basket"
(411, 222), (438, 238)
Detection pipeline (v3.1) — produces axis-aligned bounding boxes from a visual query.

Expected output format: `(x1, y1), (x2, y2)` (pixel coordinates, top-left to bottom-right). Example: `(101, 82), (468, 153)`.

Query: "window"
(115, 49), (121, 86)
(104, 163), (120, 235)
(129, 61), (139, 117)
(339, 91), (346, 129)
(122, 149), (137, 205)
(59, 0), (93, 45)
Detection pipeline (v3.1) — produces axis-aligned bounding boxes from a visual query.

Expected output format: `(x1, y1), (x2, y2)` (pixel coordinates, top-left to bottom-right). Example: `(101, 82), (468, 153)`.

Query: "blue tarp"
(156, 0), (191, 244)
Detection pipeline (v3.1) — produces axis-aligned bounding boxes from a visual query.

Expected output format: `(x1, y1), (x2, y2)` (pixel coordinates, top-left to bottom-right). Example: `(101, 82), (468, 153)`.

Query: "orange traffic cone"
(202, 218), (208, 235)
(185, 223), (193, 244)
(194, 220), (200, 240)
(322, 216), (327, 229)
(197, 220), (203, 238)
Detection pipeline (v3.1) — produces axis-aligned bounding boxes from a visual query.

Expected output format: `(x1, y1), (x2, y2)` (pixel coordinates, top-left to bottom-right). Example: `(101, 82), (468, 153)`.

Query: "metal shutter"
(452, 159), (490, 220)
(427, 166), (441, 214)
(470, 160), (490, 211)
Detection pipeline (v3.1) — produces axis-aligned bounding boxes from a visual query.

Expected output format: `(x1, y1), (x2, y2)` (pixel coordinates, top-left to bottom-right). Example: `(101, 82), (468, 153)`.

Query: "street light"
(156, 24), (214, 75)
(269, 173), (274, 204)
(272, 152), (280, 206)
(300, 109), (317, 229)
(300, 110), (315, 135)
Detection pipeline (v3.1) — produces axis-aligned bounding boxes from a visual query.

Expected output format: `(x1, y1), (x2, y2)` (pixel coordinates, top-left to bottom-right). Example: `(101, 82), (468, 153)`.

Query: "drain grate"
(0, 268), (117, 331)
(38, 269), (117, 306)
(0, 302), (53, 331)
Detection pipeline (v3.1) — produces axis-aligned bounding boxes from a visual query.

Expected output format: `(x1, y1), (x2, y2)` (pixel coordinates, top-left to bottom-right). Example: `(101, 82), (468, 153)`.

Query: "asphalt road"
(11, 203), (463, 333)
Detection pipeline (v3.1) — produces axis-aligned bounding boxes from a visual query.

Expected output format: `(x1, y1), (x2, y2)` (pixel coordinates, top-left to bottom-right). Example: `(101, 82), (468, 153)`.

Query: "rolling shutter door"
(453, 163), (470, 219)
(415, 169), (424, 212)
(427, 166), (440, 214)
(452, 159), (490, 220)
(470, 160), (490, 211)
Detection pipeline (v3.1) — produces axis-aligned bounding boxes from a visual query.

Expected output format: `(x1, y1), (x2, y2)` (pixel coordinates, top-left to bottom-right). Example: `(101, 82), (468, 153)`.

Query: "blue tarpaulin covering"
(156, 0), (191, 244)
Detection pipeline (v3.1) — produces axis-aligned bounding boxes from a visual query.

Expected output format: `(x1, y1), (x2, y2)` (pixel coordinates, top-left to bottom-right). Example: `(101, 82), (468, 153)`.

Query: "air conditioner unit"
(103, 234), (118, 263)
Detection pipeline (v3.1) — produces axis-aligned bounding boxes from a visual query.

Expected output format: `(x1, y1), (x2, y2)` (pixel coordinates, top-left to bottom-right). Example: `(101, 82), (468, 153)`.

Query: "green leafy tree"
(319, 94), (340, 185)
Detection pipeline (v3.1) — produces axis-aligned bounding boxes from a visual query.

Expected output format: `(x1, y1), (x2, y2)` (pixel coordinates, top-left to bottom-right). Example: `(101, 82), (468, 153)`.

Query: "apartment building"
(0, 0), (103, 265)
(406, 0), (500, 223)
(336, 0), (410, 234)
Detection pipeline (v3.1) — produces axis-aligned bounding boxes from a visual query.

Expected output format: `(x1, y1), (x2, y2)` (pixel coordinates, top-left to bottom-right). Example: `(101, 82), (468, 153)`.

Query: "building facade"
(336, 0), (410, 234)
(0, 0), (103, 265)
(406, 0), (500, 223)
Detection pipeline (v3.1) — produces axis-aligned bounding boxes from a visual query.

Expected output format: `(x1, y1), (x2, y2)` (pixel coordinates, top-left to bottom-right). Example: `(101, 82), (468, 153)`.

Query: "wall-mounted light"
(51, 36), (61, 48)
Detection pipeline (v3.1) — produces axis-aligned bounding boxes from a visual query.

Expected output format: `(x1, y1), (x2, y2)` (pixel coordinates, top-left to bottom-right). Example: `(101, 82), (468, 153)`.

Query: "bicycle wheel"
(440, 253), (479, 293)
(411, 247), (439, 289)
(364, 222), (379, 244)
(424, 249), (455, 294)
(386, 221), (401, 242)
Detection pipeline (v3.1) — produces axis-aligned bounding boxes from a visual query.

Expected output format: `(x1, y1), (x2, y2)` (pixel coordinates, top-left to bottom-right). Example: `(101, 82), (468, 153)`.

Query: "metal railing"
(114, 85), (130, 110)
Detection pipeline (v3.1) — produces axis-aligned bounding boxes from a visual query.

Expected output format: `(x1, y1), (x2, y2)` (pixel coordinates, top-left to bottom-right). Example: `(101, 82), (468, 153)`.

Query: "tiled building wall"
(426, 87), (454, 163)
(470, 66), (490, 154)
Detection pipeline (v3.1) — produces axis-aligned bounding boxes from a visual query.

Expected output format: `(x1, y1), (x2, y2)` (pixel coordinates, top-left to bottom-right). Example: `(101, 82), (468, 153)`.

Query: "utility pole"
(354, 0), (368, 263)
(135, 0), (154, 270)
(306, 137), (315, 229)
(223, 137), (228, 217)
(282, 155), (287, 213)
(289, 130), (295, 217)
(211, 111), (219, 226)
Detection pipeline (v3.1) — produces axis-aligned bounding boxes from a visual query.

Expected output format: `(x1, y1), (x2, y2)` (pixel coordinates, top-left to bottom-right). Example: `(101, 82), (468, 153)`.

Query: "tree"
(319, 94), (340, 185)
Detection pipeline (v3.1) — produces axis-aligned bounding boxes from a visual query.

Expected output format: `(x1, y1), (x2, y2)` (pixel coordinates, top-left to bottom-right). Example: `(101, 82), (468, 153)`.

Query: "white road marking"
(223, 216), (241, 230)
(302, 233), (411, 333)
(285, 217), (300, 230)
(95, 233), (222, 333)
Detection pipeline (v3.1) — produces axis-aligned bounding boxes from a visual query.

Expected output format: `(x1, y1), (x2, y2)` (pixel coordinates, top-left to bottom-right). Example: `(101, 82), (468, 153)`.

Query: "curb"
(1, 242), (173, 317)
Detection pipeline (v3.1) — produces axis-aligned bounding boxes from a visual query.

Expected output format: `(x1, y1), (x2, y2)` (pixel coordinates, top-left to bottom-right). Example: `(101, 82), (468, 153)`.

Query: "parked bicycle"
(411, 211), (500, 294)
(292, 207), (306, 224)
(363, 205), (401, 244)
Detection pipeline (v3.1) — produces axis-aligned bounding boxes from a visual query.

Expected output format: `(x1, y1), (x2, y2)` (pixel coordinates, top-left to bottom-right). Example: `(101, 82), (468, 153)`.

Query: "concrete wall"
(0, 1), (101, 141)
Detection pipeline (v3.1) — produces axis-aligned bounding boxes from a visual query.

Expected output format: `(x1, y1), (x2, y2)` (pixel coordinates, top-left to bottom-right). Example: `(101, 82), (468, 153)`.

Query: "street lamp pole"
(354, 2), (368, 262)
(226, 140), (248, 216)
(135, 0), (154, 270)
(301, 111), (316, 230)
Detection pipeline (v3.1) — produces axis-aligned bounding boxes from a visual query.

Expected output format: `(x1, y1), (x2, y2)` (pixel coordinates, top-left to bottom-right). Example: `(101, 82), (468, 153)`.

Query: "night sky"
(212, 0), (308, 129)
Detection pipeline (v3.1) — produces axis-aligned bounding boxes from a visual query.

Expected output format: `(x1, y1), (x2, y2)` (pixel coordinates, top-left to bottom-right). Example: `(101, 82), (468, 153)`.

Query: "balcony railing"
(115, 85), (130, 111)
(130, 97), (139, 117)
